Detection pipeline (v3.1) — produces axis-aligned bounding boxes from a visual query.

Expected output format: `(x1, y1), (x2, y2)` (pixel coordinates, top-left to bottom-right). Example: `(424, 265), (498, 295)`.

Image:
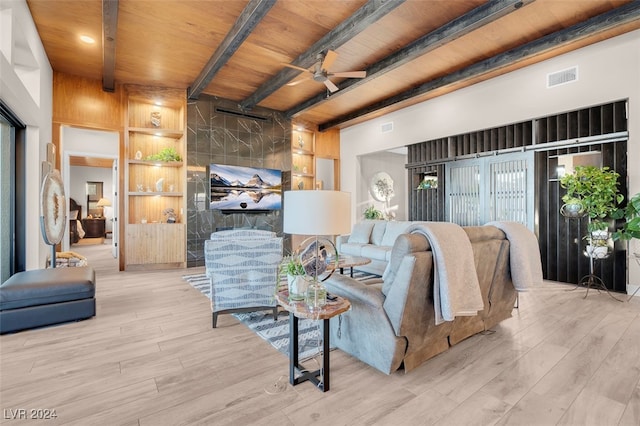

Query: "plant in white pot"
(585, 235), (609, 259)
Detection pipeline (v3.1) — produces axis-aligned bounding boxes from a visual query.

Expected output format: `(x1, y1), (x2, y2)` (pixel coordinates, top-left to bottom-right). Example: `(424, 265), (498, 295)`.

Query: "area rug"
(182, 270), (381, 360)
(75, 237), (104, 246)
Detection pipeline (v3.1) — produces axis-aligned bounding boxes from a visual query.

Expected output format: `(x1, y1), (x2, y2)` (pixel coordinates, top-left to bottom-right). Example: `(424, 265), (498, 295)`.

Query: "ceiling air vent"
(381, 122), (394, 133)
(547, 66), (578, 88)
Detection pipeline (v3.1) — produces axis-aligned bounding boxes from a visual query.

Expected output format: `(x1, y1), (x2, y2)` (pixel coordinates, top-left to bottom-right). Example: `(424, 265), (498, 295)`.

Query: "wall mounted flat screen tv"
(209, 163), (282, 212)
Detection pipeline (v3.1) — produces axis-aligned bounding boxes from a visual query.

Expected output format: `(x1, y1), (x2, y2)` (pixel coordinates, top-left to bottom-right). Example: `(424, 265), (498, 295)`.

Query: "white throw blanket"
(485, 221), (544, 291)
(406, 222), (484, 325)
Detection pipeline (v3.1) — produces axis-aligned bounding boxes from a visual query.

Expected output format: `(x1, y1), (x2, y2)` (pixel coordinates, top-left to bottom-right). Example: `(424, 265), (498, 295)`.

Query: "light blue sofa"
(336, 220), (413, 275)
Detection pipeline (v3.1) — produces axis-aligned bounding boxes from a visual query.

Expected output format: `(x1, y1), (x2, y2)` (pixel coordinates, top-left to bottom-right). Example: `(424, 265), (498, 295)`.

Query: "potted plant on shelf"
(281, 256), (307, 301)
(145, 147), (182, 162)
(586, 233), (609, 259)
(559, 166), (623, 233)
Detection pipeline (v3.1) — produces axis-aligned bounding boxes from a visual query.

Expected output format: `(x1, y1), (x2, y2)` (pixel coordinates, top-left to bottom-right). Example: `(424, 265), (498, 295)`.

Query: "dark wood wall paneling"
(537, 100), (628, 292)
(407, 100), (628, 292)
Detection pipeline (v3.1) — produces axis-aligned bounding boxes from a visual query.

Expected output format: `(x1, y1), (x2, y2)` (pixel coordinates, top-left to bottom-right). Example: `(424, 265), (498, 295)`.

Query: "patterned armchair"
(205, 230), (283, 328)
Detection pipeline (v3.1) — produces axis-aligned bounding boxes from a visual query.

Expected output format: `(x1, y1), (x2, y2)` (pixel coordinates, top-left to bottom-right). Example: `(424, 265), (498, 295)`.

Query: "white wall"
(0, 0), (53, 270)
(341, 29), (640, 294)
(358, 151), (407, 220)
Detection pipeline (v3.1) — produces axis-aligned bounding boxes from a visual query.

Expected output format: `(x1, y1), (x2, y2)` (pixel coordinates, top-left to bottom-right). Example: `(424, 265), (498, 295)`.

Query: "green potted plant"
(363, 205), (384, 220)
(281, 256), (307, 301)
(145, 147), (182, 162)
(613, 192), (640, 242)
(560, 166), (623, 233)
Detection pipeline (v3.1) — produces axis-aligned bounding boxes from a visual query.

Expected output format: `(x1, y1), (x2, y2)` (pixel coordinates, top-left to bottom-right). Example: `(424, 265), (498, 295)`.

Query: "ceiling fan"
(284, 50), (366, 93)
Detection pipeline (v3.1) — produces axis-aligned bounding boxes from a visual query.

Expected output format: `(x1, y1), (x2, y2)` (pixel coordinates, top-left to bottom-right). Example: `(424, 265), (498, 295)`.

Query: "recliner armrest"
(383, 251), (433, 337)
(324, 274), (385, 309)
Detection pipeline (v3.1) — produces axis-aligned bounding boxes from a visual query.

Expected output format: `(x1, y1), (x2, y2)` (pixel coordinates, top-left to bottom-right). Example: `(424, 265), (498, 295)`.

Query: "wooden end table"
(275, 290), (350, 392)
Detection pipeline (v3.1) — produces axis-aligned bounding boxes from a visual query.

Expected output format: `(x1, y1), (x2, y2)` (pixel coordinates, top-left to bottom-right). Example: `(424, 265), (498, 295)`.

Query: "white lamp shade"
(96, 198), (111, 207)
(284, 190), (351, 236)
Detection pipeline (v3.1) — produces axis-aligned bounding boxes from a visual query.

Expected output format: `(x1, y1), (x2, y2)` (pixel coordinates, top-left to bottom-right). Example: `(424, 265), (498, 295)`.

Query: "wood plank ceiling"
(26, 0), (640, 130)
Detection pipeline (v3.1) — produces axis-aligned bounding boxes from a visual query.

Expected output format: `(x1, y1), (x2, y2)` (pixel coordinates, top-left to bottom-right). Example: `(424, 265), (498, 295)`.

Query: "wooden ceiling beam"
(102, 0), (119, 92)
(286, 0), (532, 118)
(318, 1), (640, 131)
(239, 0), (405, 110)
(188, 0), (276, 100)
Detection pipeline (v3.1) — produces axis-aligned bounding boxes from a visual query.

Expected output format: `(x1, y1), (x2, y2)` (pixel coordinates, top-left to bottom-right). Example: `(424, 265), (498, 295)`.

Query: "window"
(0, 101), (26, 280)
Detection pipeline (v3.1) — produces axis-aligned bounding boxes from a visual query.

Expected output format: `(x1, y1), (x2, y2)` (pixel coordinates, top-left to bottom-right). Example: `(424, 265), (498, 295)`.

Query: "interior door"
(446, 152), (534, 229)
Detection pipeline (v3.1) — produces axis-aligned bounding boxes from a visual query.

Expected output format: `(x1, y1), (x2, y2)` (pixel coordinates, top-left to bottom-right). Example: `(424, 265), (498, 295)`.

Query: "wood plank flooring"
(1, 244), (639, 425)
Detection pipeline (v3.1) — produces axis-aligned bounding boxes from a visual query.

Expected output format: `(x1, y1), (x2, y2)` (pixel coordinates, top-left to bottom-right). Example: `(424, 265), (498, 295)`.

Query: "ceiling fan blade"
(286, 76), (312, 86)
(330, 71), (366, 79)
(321, 50), (338, 71)
(323, 79), (339, 93)
(282, 63), (311, 73)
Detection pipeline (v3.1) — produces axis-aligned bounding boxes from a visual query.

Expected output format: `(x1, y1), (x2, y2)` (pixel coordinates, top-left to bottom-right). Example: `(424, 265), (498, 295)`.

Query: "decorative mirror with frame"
(86, 181), (103, 217)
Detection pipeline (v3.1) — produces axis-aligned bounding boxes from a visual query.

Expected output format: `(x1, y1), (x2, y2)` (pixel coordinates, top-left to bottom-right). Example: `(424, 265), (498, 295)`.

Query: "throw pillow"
(370, 220), (387, 245)
(380, 221), (411, 247)
(348, 221), (375, 244)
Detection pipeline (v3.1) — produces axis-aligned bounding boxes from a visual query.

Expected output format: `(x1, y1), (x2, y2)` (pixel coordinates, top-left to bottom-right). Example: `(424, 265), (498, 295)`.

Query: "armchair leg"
(212, 312), (218, 328)
(272, 307), (279, 322)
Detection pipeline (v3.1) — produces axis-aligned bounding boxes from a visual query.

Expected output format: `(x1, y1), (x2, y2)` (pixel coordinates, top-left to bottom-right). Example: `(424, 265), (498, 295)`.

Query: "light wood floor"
(1, 244), (639, 425)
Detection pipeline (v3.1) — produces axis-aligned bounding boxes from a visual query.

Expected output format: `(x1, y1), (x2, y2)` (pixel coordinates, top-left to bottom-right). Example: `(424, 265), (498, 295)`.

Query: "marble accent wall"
(186, 96), (291, 267)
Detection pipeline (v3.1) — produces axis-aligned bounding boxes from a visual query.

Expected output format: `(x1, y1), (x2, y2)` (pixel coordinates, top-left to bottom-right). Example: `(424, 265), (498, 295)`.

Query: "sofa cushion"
(370, 221), (387, 245)
(348, 221), (375, 244)
(361, 245), (392, 262)
(340, 242), (366, 257)
(0, 267), (96, 311)
(380, 221), (411, 247)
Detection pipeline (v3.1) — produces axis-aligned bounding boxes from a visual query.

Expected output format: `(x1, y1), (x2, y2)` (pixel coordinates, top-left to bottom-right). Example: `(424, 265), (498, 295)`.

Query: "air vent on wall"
(381, 122), (394, 133)
(547, 66), (578, 88)
(214, 107), (269, 121)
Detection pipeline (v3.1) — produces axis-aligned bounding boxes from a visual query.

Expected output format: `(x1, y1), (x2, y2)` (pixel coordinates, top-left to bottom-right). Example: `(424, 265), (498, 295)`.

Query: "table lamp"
(283, 190), (351, 309)
(96, 198), (111, 218)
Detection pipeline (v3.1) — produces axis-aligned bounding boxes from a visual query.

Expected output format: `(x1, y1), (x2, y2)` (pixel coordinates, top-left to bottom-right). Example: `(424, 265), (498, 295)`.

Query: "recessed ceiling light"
(80, 35), (95, 44)
(154, 101), (162, 106)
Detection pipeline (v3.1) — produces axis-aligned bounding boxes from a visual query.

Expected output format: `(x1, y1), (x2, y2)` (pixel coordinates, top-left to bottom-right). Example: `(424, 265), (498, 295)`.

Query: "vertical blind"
(447, 154), (532, 228)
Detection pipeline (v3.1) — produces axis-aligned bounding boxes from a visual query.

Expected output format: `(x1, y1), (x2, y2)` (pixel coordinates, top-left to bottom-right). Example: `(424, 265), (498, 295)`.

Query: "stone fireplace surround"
(186, 96), (291, 267)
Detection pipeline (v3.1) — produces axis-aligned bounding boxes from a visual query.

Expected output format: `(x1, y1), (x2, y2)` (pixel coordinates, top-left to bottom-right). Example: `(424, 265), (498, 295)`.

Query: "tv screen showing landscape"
(209, 164), (282, 211)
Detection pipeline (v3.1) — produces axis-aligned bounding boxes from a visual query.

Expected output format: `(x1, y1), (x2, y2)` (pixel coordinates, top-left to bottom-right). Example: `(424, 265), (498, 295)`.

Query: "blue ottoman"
(0, 267), (96, 334)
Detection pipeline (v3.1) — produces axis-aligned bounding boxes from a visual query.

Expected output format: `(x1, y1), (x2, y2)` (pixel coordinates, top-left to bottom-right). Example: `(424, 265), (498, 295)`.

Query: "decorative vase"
(287, 275), (308, 301)
(305, 280), (327, 310)
(560, 203), (584, 218)
(155, 177), (164, 192)
(151, 111), (161, 127)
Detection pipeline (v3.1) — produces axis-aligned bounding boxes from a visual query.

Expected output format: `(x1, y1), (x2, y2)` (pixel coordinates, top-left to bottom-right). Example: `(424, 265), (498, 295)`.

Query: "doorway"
(61, 127), (119, 272)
